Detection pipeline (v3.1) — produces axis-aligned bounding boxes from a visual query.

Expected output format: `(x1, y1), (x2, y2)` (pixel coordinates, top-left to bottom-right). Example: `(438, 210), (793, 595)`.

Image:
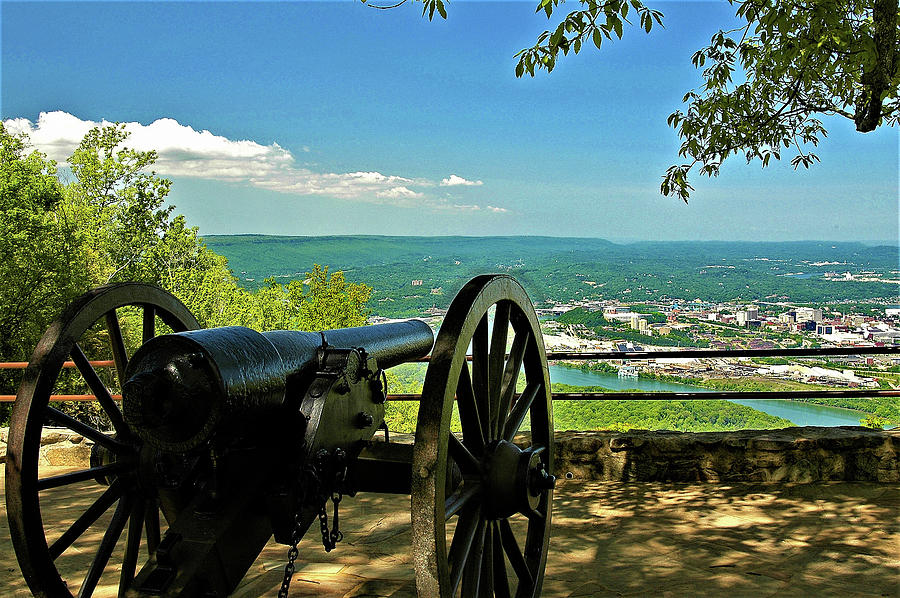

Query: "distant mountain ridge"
(202, 235), (899, 317)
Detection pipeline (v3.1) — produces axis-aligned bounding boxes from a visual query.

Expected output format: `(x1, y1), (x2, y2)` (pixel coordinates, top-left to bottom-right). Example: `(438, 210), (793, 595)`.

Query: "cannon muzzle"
(122, 320), (433, 451)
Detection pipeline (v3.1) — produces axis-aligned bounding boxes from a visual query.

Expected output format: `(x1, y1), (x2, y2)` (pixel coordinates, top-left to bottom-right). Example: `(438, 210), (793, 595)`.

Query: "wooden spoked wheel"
(5, 284), (199, 598)
(412, 275), (554, 597)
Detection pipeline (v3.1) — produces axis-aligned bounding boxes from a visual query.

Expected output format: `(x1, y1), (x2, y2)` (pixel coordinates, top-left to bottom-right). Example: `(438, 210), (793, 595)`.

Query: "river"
(548, 364), (869, 427)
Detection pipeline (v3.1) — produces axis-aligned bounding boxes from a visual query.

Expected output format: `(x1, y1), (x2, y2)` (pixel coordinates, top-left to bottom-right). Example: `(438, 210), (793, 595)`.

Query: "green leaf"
(592, 27), (603, 50)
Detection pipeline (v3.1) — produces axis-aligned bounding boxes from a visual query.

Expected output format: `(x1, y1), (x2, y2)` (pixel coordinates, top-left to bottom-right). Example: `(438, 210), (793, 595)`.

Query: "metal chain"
(278, 511), (304, 598)
(319, 449), (347, 551)
(278, 448), (348, 595)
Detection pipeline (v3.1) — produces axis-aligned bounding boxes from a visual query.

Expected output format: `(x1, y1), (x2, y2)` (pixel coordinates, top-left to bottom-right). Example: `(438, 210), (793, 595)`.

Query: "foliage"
(556, 360), (619, 374)
(382, 363), (426, 432)
(556, 307), (608, 327)
(662, 0), (900, 201)
(0, 124), (87, 364)
(860, 413), (891, 428)
(549, 383), (795, 430)
(404, 0), (900, 201)
(797, 397), (899, 424)
(628, 304), (667, 323)
(512, 0), (663, 76)
(66, 124), (175, 284)
(0, 125), (372, 426)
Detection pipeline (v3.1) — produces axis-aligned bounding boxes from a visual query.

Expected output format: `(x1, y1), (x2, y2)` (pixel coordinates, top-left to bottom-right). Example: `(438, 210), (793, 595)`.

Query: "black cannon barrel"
(122, 320), (433, 451)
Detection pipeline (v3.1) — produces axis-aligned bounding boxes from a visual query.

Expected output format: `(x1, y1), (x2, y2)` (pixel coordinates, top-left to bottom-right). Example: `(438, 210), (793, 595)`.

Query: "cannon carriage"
(5, 274), (555, 597)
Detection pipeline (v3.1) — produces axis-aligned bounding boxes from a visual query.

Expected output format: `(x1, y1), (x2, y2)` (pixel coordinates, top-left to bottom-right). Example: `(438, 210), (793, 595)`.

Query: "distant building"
(796, 307), (823, 322)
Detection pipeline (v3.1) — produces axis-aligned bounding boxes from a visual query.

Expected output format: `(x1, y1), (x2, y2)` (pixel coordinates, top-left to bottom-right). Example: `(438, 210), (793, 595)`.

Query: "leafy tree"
(404, 0), (899, 201)
(0, 124), (87, 423)
(67, 124), (174, 283)
(290, 265), (372, 331)
(861, 413), (891, 428)
(0, 124), (89, 363)
(660, 0), (900, 201)
(0, 125), (374, 425)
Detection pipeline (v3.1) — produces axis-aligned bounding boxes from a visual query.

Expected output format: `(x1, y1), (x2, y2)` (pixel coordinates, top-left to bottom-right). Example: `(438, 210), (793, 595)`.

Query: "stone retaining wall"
(553, 426), (900, 483)
(2, 426), (898, 483)
(0, 427), (94, 467)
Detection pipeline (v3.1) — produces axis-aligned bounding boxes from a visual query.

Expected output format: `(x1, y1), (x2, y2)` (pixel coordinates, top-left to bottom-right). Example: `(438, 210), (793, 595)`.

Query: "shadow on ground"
(1, 469), (897, 597)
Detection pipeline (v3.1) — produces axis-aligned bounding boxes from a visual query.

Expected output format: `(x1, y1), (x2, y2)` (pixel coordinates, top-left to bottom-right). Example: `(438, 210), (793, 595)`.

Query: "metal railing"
(387, 344), (900, 401)
(2, 345), (899, 403)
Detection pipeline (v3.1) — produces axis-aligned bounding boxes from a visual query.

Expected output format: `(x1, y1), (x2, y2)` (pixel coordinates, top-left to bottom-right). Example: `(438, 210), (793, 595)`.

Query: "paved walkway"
(1, 468), (898, 597)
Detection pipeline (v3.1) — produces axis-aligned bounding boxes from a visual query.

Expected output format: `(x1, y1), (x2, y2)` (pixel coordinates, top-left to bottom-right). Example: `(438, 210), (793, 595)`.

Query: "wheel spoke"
(448, 434), (481, 475)
(525, 505), (545, 522)
(78, 493), (132, 598)
(498, 518), (533, 589)
(70, 343), (127, 435)
(44, 406), (127, 453)
(105, 310), (128, 388)
(142, 305), (155, 344)
(492, 522), (512, 598)
(456, 363), (485, 453)
(449, 505), (482, 594)
(488, 302), (511, 437)
(479, 521), (494, 598)
(37, 463), (127, 491)
(145, 499), (161, 555)
(497, 329), (529, 440)
(460, 517), (486, 597)
(445, 479), (481, 519)
(49, 481), (124, 560)
(502, 383), (541, 443)
(118, 498), (145, 597)
(471, 315), (490, 439)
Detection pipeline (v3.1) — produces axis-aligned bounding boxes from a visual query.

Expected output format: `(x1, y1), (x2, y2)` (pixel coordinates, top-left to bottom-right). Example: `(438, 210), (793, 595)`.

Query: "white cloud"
(441, 174), (484, 187)
(4, 111), (502, 213)
(446, 203), (509, 213)
(376, 186), (425, 199)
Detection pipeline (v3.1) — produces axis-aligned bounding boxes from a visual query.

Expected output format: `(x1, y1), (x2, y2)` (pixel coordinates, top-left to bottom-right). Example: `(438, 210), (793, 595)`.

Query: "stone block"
(42, 443), (91, 466)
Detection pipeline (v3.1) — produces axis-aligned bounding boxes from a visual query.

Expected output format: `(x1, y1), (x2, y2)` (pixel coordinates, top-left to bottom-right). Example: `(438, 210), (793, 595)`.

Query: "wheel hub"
(481, 440), (555, 520)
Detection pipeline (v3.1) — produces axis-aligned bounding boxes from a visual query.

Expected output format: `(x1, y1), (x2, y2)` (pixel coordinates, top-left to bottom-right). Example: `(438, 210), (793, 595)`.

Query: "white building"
(796, 307), (823, 322)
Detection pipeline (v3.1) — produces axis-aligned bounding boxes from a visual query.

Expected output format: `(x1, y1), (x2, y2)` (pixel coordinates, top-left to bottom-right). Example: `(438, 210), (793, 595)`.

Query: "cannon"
(5, 274), (555, 597)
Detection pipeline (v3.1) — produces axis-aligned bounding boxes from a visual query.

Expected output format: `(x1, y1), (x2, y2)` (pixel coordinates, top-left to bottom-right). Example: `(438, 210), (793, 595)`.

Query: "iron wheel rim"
(5, 283), (199, 598)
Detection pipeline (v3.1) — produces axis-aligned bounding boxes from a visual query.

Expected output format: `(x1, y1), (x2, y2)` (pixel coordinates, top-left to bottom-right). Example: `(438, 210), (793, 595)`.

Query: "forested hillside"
(205, 235), (899, 318)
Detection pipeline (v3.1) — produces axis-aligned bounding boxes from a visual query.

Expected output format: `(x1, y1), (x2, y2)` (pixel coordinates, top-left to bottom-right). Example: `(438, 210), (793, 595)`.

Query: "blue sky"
(2, 1), (898, 242)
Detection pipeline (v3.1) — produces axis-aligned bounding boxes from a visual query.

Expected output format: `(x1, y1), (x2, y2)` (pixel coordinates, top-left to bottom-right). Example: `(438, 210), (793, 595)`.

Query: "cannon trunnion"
(6, 275), (555, 597)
